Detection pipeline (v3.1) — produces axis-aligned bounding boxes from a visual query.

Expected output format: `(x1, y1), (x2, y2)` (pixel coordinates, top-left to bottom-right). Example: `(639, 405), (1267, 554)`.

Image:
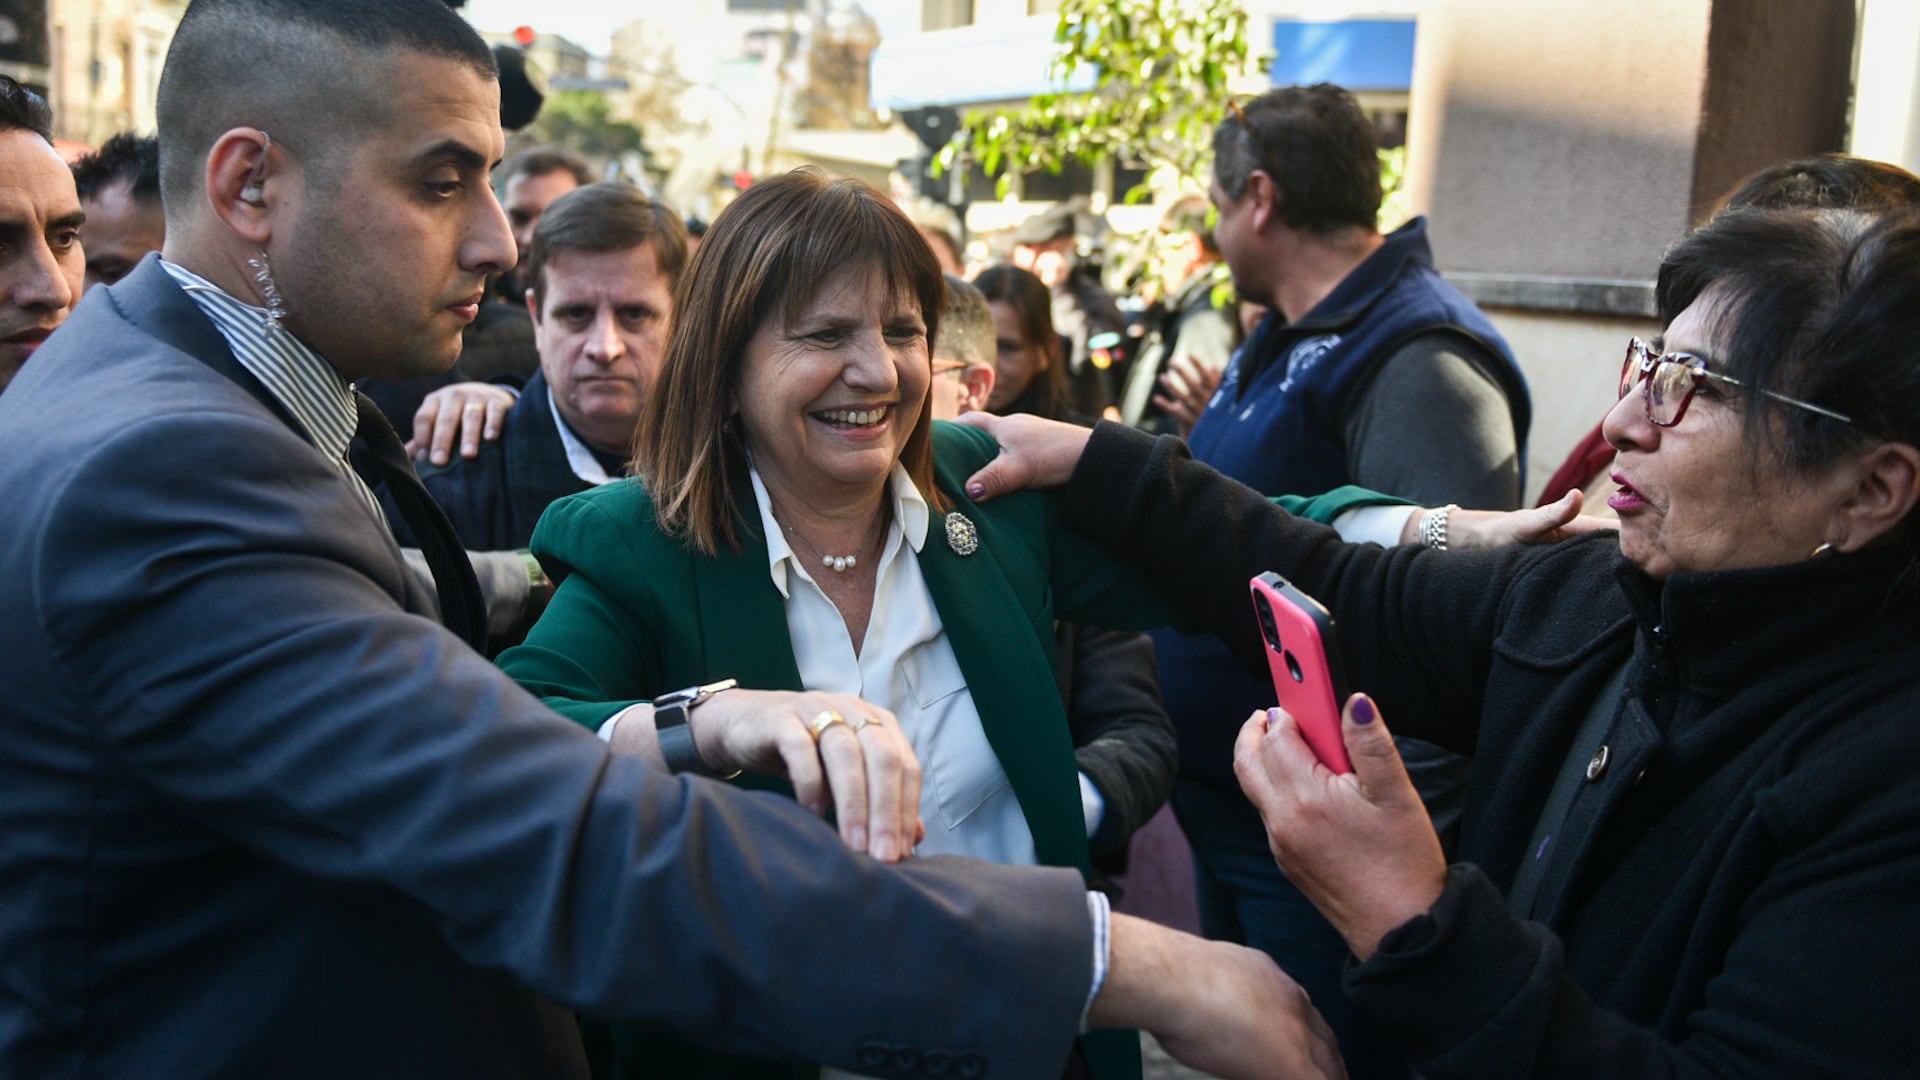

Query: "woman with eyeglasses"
(954, 206), (1920, 1077)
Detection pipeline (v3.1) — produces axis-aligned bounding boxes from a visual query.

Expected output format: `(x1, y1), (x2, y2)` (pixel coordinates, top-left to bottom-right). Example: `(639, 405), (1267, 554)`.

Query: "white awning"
(868, 15), (1096, 112)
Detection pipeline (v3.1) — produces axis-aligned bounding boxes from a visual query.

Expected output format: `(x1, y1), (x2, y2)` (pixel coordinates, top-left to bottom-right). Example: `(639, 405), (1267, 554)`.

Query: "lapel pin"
(944, 511), (979, 556)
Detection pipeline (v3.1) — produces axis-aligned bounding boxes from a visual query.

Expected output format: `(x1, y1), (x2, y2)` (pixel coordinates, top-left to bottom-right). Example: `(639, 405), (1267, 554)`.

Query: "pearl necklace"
(776, 506), (887, 574)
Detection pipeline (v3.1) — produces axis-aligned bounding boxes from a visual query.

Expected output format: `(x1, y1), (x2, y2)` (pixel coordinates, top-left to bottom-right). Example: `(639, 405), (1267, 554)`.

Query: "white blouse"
(747, 464), (1041, 867)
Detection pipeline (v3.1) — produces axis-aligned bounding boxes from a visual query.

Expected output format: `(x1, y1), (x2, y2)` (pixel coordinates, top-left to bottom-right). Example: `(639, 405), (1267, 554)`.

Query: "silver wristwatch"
(652, 678), (739, 778)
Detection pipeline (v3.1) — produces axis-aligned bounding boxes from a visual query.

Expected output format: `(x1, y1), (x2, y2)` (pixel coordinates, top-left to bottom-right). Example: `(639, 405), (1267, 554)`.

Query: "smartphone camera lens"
(1255, 594), (1278, 646)
(1285, 649), (1304, 683)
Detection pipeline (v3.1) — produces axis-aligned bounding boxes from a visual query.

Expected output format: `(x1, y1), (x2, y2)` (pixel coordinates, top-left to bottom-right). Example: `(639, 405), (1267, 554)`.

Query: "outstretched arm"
(1399, 489), (1618, 549)
(1094, 914), (1345, 1079)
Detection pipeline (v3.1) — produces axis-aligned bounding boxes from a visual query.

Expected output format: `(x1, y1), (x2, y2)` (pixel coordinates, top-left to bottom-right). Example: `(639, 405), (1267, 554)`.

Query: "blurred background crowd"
(11, 0), (1917, 504)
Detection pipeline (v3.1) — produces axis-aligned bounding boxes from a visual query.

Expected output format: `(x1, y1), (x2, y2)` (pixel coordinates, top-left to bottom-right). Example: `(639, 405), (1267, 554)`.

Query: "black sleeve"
(1345, 333), (1523, 510)
(1057, 622), (1176, 856)
(1058, 422), (1544, 755)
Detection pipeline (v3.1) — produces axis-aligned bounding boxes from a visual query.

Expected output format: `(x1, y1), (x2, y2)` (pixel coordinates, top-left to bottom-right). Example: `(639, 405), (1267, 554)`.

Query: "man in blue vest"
(1166, 83), (1532, 1078)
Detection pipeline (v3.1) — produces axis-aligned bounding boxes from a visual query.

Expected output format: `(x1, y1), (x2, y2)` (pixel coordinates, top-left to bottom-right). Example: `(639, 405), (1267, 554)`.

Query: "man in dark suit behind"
(0, 1), (1334, 1077)
(400, 180), (683, 555)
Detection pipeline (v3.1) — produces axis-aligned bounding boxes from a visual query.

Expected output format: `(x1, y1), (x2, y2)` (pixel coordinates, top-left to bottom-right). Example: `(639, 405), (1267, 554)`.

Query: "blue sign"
(1270, 19), (1416, 92)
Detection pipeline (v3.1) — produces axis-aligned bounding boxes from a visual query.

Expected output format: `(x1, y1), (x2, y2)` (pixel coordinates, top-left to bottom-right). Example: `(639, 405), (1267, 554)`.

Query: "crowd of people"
(2, 0), (1917, 1077)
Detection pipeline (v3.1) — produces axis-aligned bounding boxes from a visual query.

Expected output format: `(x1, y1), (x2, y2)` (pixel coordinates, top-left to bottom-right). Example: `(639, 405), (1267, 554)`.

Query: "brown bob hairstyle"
(634, 168), (948, 555)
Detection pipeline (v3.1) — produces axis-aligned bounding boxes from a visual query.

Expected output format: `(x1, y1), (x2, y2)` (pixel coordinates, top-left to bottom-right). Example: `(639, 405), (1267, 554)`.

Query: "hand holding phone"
(1250, 572), (1353, 774)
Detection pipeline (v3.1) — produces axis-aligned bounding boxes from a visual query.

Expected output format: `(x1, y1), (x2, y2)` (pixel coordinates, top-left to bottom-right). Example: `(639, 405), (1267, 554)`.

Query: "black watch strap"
(653, 679), (738, 777)
(655, 718), (708, 776)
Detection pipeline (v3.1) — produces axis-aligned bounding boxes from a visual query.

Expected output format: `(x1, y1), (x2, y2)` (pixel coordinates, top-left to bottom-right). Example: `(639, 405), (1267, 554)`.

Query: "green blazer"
(498, 421), (1398, 1079)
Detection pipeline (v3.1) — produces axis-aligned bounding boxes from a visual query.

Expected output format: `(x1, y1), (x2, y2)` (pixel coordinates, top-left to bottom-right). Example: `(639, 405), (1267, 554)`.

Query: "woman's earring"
(1811, 541), (1837, 559)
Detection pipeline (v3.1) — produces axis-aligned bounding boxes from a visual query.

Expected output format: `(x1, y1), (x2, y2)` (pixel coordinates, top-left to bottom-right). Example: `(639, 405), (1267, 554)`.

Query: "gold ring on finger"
(848, 714), (880, 733)
(808, 710), (847, 741)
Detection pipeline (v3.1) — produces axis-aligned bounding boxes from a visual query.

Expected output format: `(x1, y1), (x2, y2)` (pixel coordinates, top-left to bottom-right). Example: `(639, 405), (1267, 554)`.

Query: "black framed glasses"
(931, 358), (968, 379)
(1618, 337), (1853, 428)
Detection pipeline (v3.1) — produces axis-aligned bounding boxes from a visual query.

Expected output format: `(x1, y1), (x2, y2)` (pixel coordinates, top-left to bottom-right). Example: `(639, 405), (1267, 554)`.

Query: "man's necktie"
(353, 391), (490, 652)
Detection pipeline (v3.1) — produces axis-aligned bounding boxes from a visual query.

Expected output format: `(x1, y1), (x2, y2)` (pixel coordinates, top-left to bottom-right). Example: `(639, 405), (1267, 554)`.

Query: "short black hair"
(1657, 208), (1920, 477)
(507, 146), (594, 187)
(935, 273), (994, 369)
(157, 0), (496, 214)
(528, 181), (687, 308)
(1720, 153), (1920, 214)
(1212, 84), (1381, 234)
(0, 76), (53, 144)
(72, 132), (161, 205)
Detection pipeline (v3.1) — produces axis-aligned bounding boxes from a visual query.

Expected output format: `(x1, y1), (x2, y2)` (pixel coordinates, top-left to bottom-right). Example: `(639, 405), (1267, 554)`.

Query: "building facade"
(46, 0), (185, 147)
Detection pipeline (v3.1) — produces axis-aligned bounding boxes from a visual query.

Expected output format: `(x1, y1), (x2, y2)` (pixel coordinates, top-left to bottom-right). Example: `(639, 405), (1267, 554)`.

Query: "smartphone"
(1250, 572), (1353, 774)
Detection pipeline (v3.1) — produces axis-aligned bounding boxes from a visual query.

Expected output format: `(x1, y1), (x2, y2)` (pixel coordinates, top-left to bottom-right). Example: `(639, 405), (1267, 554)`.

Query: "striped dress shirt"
(159, 259), (386, 524)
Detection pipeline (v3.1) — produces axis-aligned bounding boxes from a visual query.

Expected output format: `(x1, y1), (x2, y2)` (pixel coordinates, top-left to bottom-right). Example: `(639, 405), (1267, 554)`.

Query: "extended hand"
(688, 690), (924, 863)
(1234, 695), (1448, 961)
(952, 411), (1096, 502)
(1151, 353), (1223, 438)
(406, 381), (517, 465)
(1403, 490), (1618, 550)
(1091, 914), (1344, 1079)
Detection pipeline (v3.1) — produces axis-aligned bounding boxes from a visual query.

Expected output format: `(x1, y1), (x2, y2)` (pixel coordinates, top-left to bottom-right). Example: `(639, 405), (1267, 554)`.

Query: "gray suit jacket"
(0, 256), (1094, 1079)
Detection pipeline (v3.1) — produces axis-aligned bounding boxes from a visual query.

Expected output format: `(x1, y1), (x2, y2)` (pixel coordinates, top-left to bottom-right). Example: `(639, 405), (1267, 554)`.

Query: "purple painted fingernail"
(967, 481), (986, 498)
(1265, 707), (1282, 728)
(1352, 697), (1376, 725)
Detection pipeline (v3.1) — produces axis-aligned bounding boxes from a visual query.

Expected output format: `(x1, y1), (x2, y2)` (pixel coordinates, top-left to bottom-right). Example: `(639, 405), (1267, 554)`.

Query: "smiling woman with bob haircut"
(957, 204), (1920, 1077)
(496, 169), (1384, 1079)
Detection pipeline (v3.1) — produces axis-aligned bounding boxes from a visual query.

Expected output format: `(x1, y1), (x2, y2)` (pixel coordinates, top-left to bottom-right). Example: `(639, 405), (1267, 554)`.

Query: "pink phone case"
(1250, 572), (1353, 774)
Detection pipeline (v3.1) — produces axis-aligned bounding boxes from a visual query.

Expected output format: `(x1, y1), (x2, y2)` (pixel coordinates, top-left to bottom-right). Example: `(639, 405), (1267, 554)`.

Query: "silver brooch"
(944, 512), (978, 556)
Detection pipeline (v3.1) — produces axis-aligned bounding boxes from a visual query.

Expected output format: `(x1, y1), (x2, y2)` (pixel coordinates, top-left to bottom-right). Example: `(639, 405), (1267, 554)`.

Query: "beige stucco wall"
(1690, 0), (1856, 220)
(1408, 0), (1854, 503)
(1405, 0), (1712, 282)
(1478, 305), (1659, 503)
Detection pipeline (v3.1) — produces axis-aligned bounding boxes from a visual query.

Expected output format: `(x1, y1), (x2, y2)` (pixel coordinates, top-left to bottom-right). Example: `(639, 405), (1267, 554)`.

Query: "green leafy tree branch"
(936, 0), (1267, 201)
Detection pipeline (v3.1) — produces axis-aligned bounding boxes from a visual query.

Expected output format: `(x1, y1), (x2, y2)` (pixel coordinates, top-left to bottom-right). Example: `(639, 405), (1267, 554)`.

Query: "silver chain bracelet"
(1420, 504), (1459, 550)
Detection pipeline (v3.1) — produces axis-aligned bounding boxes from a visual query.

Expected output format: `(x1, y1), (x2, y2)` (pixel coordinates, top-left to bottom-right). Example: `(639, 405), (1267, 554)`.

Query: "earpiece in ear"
(239, 129), (273, 208)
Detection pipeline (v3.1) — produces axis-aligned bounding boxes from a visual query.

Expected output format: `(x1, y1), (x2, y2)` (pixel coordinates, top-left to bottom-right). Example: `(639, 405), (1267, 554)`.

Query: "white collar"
(544, 385), (619, 486)
(748, 462), (930, 599)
